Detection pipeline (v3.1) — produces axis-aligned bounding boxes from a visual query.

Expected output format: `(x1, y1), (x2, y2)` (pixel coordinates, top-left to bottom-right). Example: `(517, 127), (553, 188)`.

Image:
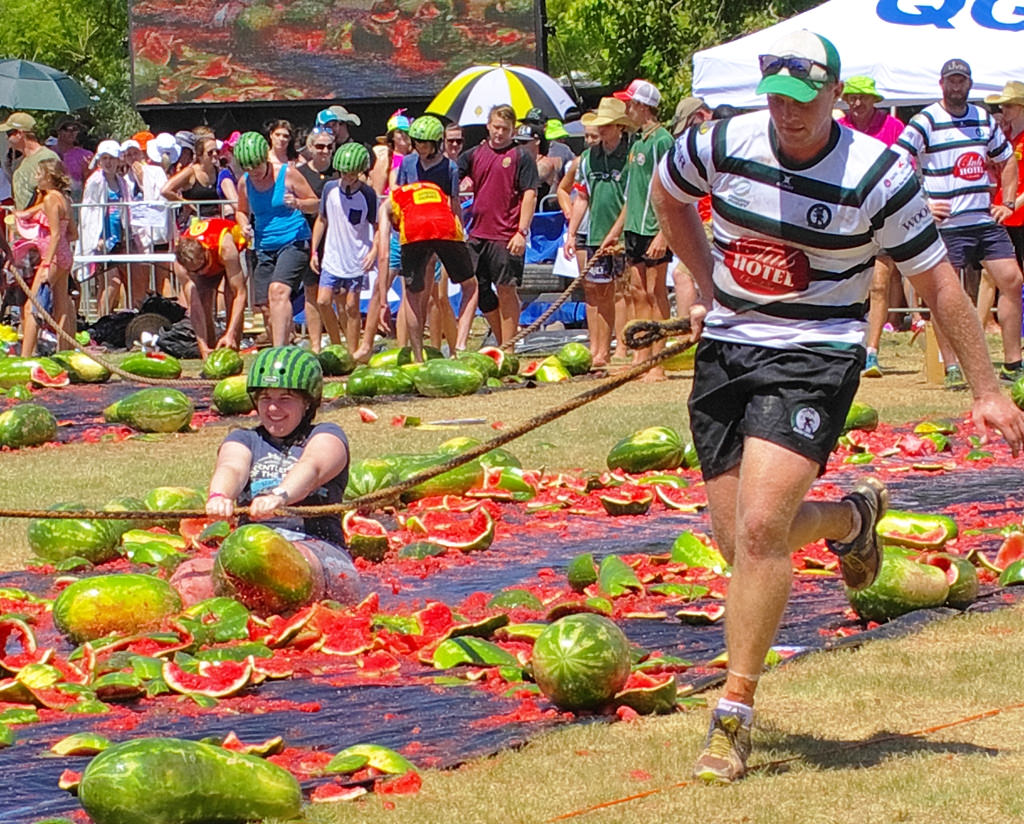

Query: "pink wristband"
(207, 492), (229, 501)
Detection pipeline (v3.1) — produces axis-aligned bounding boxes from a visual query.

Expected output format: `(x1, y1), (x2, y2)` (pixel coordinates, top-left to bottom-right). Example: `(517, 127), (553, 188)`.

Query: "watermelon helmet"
(409, 115), (444, 143)
(234, 131), (269, 170)
(247, 346), (323, 407)
(333, 142), (371, 174)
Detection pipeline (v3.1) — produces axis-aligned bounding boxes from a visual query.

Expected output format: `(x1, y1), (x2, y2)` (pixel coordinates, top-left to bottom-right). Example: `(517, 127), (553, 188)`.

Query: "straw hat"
(580, 97), (632, 127)
(985, 81), (1024, 107)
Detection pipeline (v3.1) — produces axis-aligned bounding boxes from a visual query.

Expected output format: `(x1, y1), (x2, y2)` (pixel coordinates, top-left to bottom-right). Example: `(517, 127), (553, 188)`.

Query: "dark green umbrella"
(0, 59), (91, 112)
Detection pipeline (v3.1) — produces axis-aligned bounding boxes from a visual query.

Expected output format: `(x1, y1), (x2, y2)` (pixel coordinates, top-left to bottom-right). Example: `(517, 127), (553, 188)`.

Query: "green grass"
(4, 330), (1024, 822)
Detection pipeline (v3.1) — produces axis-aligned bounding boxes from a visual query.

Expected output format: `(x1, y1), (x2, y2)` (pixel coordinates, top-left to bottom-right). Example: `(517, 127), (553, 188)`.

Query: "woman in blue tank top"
(235, 131), (321, 347)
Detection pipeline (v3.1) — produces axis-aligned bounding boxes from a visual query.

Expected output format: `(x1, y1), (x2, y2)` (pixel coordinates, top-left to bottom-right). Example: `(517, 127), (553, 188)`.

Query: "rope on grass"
(8, 265), (219, 387)
(500, 244), (624, 352)
(544, 699), (1024, 822)
(0, 331), (696, 522)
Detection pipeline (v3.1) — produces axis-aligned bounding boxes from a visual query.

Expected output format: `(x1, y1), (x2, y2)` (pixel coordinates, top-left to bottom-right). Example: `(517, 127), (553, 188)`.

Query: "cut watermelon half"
(342, 511), (389, 562)
(30, 364), (69, 388)
(162, 657), (252, 698)
(599, 490), (654, 516)
(675, 604), (726, 625)
(995, 532), (1024, 571)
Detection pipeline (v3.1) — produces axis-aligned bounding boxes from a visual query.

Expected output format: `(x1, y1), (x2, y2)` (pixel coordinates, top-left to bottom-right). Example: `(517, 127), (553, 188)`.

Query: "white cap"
(120, 139), (141, 154)
(146, 132), (181, 164)
(95, 139), (121, 159)
(614, 79), (662, 108)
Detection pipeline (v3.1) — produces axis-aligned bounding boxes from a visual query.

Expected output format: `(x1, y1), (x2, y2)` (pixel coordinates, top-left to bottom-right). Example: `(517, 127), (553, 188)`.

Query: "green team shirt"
(624, 124), (673, 236)
(577, 139), (628, 246)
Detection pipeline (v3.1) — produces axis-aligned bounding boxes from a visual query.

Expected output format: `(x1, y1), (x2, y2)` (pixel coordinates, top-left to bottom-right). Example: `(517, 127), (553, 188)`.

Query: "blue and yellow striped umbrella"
(427, 65), (578, 126)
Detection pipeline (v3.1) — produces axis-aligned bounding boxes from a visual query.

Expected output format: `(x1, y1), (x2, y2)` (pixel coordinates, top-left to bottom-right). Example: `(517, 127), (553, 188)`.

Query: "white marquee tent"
(693, 0), (1024, 108)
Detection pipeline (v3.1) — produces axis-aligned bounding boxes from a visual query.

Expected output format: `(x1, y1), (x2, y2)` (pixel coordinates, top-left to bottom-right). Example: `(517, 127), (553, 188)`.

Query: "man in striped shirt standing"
(895, 59), (1023, 386)
(652, 30), (1024, 785)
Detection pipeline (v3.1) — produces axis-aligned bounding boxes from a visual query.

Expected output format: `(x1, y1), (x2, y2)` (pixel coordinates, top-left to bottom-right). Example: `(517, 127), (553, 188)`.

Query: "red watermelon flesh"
(995, 532), (1024, 571)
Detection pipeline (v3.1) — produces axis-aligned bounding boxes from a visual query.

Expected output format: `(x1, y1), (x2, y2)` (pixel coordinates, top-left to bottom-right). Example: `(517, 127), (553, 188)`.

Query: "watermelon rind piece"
(876, 510), (958, 549)
(676, 604), (726, 624)
(0, 356), (66, 388)
(342, 511), (389, 562)
(567, 553), (598, 592)
(78, 737), (302, 824)
(843, 401), (879, 433)
(162, 658), (253, 698)
(432, 636), (519, 669)
(51, 732), (112, 756)
(924, 554), (979, 609)
(531, 614), (632, 711)
(327, 743), (417, 776)
(598, 555), (643, 597)
(998, 559), (1024, 587)
(599, 491), (653, 516)
(535, 356), (571, 383)
(397, 541), (447, 559)
(671, 531), (728, 573)
(614, 671), (678, 715)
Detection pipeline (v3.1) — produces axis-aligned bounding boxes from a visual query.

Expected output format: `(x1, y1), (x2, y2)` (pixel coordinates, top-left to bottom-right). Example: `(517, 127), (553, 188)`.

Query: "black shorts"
(401, 240), (474, 294)
(583, 245), (626, 284)
(688, 338), (864, 480)
(624, 230), (672, 265)
(468, 237), (525, 289)
(941, 224), (1016, 271)
(252, 240), (314, 304)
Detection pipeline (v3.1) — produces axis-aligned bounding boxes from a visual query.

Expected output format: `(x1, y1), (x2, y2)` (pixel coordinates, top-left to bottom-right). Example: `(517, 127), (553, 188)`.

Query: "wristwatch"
(270, 485), (290, 502)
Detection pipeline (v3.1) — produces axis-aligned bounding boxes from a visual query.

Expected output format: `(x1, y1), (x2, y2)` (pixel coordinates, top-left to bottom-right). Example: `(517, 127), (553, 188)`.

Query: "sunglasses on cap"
(758, 54), (833, 83)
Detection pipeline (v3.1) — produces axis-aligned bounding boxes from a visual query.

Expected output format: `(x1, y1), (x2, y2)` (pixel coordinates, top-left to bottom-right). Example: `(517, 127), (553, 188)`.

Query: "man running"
(652, 30), (1024, 785)
(457, 105), (539, 344)
(896, 59), (1023, 387)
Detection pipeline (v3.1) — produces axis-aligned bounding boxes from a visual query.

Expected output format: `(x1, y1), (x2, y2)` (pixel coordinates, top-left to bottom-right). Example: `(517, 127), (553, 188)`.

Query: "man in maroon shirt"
(457, 105), (540, 344)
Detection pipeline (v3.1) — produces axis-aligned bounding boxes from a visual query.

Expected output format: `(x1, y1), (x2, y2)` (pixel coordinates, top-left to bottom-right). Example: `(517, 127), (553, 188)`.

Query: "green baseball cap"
(756, 30), (841, 103)
(842, 75), (882, 100)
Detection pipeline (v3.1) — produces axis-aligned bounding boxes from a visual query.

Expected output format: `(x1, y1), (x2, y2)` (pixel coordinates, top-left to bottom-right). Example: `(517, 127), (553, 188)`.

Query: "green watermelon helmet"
(247, 346), (323, 407)
(234, 131), (269, 170)
(409, 115), (444, 143)
(332, 141), (371, 174)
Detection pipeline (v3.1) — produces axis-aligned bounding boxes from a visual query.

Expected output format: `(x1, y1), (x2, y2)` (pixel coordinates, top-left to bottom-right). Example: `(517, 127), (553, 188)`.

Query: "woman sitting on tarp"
(170, 346), (361, 610)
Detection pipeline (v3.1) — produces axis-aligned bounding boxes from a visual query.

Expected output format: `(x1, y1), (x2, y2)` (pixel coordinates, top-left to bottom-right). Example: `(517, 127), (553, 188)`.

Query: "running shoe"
(862, 352), (883, 378)
(693, 708), (753, 784)
(826, 476), (888, 590)
(943, 364), (967, 392)
(998, 364), (1024, 385)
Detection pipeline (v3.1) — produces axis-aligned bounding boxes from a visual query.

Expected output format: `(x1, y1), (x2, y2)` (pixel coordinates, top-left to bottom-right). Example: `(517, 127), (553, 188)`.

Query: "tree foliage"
(0, 0), (142, 136)
(547, 0), (821, 109)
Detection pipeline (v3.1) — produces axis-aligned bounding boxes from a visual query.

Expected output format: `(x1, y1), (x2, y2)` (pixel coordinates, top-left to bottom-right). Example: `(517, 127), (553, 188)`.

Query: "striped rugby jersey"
(658, 110), (946, 350)
(895, 102), (1011, 230)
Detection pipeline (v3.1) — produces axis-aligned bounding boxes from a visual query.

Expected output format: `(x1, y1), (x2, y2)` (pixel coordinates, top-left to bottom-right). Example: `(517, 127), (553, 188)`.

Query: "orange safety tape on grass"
(545, 701), (1024, 821)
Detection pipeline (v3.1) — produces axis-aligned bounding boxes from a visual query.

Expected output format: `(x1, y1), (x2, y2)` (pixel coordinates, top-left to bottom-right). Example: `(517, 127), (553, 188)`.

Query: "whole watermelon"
(606, 426), (685, 473)
(846, 549), (950, 622)
(119, 352), (182, 379)
(213, 524), (314, 615)
(53, 573), (183, 642)
(457, 350), (499, 380)
(28, 503), (120, 564)
(104, 388), (194, 433)
(531, 614), (632, 711)
(0, 356), (67, 388)
(212, 375), (254, 415)
(0, 402), (57, 448)
(369, 346), (414, 369)
(556, 342), (593, 376)
(413, 359), (484, 397)
(373, 367), (416, 396)
(317, 343), (356, 376)
(201, 348), (244, 379)
(50, 351), (111, 383)
(78, 737), (302, 824)
(1012, 375), (1024, 411)
(345, 366), (378, 397)
(346, 458), (399, 499)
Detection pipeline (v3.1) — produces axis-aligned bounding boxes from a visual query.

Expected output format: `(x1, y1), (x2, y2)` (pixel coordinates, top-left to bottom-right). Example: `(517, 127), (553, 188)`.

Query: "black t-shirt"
(298, 162), (341, 231)
(224, 421), (349, 544)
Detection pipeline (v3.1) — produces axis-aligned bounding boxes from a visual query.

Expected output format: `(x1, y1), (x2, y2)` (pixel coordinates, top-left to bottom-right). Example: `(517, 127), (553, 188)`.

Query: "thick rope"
(8, 264), (218, 387)
(622, 317), (695, 350)
(0, 331), (695, 522)
(501, 245), (624, 352)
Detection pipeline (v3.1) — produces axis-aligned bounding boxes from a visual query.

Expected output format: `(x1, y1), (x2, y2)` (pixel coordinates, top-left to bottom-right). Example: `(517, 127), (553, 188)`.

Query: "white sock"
(837, 500), (862, 545)
(716, 698), (754, 724)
